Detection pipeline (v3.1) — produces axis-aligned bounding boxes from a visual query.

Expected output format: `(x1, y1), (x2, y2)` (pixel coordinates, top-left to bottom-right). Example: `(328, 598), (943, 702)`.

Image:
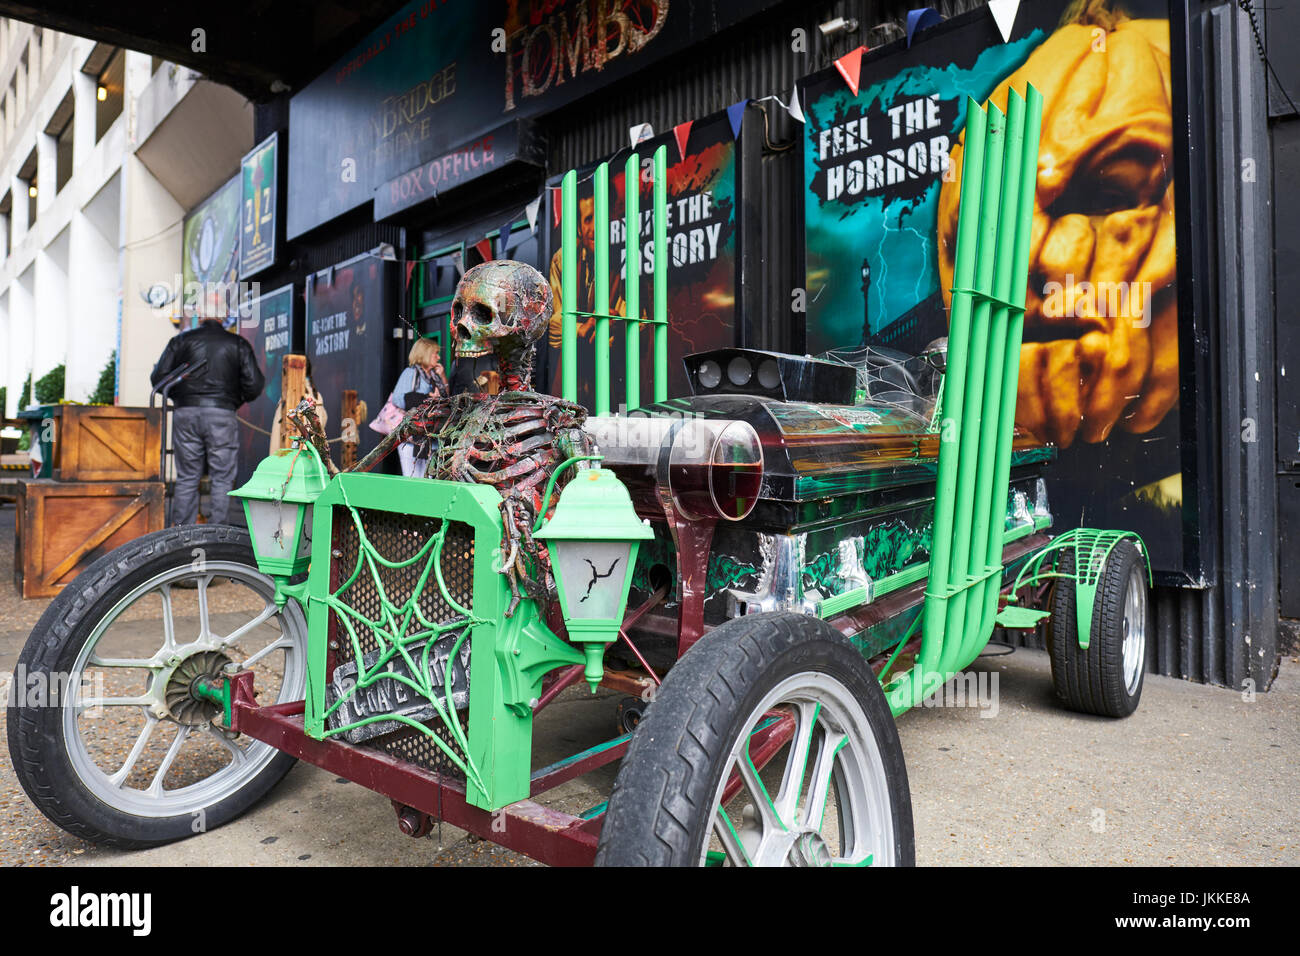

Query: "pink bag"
(368, 400), (406, 435)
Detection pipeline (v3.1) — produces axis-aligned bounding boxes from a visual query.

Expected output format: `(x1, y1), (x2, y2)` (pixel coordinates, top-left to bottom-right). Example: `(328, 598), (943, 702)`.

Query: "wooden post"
(279, 354), (308, 449)
(340, 389), (359, 470)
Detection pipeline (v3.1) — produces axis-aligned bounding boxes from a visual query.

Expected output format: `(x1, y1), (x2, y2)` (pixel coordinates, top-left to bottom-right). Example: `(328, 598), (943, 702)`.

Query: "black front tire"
(596, 612), (913, 867)
(1047, 539), (1149, 718)
(7, 525), (303, 849)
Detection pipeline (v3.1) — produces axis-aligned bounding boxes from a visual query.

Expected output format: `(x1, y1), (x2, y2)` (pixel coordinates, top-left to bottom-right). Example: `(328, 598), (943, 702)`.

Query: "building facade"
(0, 19), (252, 415)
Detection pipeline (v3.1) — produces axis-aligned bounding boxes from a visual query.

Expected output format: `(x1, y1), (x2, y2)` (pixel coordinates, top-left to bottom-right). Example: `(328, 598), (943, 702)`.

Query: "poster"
(800, 0), (1188, 575)
(182, 175), (241, 326)
(239, 133), (278, 278)
(235, 284), (294, 486)
(305, 254), (397, 461)
(287, 0), (781, 238)
(544, 108), (738, 409)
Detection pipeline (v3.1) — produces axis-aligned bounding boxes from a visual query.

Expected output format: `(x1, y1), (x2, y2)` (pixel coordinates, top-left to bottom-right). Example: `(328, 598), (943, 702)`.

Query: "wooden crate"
(58, 405), (162, 482)
(14, 479), (164, 599)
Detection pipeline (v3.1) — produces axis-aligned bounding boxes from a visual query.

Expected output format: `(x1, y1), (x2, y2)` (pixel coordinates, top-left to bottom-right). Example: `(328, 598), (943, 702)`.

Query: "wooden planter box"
(14, 479), (164, 599)
(58, 406), (162, 482)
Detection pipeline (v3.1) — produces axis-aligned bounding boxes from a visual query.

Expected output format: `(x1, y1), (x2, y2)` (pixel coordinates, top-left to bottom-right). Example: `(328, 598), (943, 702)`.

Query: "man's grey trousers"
(171, 406), (239, 525)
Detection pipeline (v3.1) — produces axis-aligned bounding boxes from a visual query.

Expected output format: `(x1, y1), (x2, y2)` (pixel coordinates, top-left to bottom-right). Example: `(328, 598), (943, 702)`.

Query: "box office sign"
(239, 133), (279, 279)
(288, 0), (782, 238)
(798, 0), (1193, 576)
(374, 121), (542, 220)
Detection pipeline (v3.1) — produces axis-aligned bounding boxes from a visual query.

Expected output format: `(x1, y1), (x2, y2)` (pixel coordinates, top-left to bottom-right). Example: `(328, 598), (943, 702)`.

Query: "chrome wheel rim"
(700, 672), (895, 867)
(1121, 565), (1147, 696)
(63, 561), (306, 818)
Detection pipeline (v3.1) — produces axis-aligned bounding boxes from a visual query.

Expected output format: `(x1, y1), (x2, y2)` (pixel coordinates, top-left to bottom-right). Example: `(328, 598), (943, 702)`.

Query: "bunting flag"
(726, 99), (747, 139)
(497, 217), (517, 258)
(787, 86), (805, 124)
(834, 45), (867, 96)
(525, 196), (541, 234)
(628, 122), (655, 148)
(987, 0), (1020, 42)
(475, 237), (494, 262)
(550, 186), (562, 228)
(453, 250), (465, 277)
(404, 260), (416, 291)
(906, 8), (942, 47)
(673, 120), (693, 160)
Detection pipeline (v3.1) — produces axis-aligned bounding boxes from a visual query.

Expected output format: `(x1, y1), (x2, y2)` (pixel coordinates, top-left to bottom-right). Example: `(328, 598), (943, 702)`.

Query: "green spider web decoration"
(318, 485), (488, 796)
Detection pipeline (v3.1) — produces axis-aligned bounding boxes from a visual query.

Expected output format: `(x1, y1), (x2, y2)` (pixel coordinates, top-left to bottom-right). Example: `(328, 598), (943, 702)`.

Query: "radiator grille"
(325, 506), (478, 773)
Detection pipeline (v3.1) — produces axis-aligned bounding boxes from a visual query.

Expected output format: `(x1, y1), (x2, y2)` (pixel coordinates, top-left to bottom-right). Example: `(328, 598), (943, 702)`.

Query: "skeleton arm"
(287, 398), (340, 476)
(349, 392), (454, 474)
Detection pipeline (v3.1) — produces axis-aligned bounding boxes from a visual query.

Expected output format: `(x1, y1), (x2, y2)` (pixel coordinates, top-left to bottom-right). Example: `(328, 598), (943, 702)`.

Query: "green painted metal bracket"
(994, 605), (1051, 629)
(1005, 528), (1151, 648)
(192, 675), (232, 728)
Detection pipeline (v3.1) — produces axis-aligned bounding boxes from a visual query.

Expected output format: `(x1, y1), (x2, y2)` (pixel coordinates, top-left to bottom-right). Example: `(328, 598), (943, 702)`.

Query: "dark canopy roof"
(0, 0), (408, 100)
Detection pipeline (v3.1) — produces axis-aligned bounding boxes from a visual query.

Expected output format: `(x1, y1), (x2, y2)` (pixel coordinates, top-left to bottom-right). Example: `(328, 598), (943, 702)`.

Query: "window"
(19, 148), (36, 228)
(0, 190), (10, 261)
(95, 48), (125, 142)
(50, 99), (74, 193)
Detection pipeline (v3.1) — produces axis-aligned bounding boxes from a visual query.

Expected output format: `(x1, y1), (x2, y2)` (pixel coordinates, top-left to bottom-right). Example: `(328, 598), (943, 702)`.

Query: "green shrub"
(34, 364), (65, 405)
(19, 372), (31, 410)
(90, 351), (117, 405)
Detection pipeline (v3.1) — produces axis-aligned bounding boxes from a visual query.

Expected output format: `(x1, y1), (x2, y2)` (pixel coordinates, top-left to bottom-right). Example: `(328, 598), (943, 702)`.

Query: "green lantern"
(229, 443), (330, 589)
(536, 467), (653, 691)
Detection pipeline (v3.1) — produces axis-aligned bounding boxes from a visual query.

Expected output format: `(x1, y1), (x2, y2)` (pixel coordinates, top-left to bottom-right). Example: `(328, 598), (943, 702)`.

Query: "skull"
(450, 261), (552, 361)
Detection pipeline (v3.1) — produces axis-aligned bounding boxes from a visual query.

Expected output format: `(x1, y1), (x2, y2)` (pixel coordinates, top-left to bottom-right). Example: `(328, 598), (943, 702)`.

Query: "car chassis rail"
(223, 669), (796, 867)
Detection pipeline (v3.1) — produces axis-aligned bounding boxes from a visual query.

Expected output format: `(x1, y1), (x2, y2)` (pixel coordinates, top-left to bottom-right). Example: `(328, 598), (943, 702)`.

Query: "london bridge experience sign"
(287, 0), (782, 238)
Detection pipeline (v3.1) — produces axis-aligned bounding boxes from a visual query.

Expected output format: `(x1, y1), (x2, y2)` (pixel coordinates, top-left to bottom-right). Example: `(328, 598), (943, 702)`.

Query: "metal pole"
(937, 100), (1005, 677)
(624, 153), (641, 411)
(561, 170), (578, 403)
(594, 162), (610, 416)
(653, 145), (668, 403)
(969, 86), (1043, 666)
(887, 97), (988, 715)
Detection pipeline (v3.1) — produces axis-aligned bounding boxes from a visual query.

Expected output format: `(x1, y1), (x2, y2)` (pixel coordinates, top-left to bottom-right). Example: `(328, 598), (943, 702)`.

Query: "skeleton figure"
(350, 261), (595, 615)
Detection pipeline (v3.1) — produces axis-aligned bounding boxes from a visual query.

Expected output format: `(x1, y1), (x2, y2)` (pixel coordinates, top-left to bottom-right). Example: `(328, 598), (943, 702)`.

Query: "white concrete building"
(0, 19), (253, 415)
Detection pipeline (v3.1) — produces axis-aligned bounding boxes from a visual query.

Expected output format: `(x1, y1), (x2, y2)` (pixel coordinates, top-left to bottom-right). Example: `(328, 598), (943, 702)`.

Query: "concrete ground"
(1, 501), (1296, 866)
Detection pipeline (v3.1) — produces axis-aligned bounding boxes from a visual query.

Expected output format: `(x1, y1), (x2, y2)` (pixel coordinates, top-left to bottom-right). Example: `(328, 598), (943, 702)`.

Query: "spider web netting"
(319, 483), (487, 795)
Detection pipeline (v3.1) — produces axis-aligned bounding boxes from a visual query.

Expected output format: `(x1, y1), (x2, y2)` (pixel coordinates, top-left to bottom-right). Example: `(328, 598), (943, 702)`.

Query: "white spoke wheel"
(595, 612), (913, 867)
(7, 526), (306, 848)
(1047, 538), (1150, 718)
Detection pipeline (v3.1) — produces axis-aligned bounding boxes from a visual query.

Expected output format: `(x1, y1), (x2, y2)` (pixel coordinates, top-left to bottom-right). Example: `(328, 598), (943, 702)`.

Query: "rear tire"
(1047, 539), (1148, 718)
(596, 612), (913, 867)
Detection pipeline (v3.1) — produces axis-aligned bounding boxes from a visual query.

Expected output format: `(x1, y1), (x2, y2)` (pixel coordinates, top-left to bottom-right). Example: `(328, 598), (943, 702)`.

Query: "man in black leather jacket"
(150, 317), (265, 524)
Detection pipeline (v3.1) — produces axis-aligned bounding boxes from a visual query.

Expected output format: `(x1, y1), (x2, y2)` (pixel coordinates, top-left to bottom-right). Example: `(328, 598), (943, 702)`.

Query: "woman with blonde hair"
(389, 336), (446, 477)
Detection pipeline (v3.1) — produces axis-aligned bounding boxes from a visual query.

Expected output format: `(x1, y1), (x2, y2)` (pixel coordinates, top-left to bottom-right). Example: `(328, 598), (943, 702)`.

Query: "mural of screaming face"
(937, 5), (1177, 448)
